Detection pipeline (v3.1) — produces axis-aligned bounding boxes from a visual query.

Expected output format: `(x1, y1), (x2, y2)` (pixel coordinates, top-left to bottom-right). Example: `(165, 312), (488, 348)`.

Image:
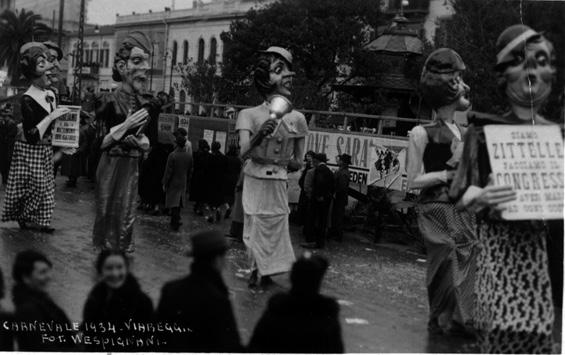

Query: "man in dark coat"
(0, 267), (14, 351)
(206, 141), (228, 223)
(248, 253), (344, 353)
(0, 106), (17, 187)
(162, 128), (193, 230)
(302, 153), (334, 249)
(157, 230), (242, 352)
(190, 139), (212, 215)
(330, 154), (351, 242)
(11, 250), (76, 351)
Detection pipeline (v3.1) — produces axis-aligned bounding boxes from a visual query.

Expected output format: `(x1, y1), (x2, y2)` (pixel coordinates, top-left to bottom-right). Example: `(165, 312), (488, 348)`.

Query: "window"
(179, 90), (186, 113)
(172, 40), (178, 65)
(182, 40), (189, 64)
(209, 37), (217, 65)
(92, 42), (99, 63)
(198, 38), (205, 63)
(103, 42), (110, 68)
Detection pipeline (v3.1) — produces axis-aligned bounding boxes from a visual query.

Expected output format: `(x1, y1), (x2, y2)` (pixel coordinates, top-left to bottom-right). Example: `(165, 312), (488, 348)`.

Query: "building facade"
(66, 25), (116, 93)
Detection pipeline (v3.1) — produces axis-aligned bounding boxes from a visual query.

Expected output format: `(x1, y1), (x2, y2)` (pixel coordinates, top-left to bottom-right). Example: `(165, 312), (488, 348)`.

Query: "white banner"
(484, 124), (564, 220)
(305, 130), (409, 191)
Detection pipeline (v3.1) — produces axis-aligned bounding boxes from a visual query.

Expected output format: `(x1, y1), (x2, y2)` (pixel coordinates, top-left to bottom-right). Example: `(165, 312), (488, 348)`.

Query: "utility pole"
(57, 0), (65, 49)
(71, 0), (85, 105)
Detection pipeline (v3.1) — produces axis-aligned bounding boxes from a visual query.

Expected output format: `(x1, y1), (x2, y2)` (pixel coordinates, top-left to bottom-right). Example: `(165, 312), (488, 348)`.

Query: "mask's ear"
(116, 59), (127, 78)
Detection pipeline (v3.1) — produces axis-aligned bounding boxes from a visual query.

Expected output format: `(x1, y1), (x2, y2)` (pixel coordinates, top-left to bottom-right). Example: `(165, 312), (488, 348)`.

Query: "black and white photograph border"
(0, 0), (563, 353)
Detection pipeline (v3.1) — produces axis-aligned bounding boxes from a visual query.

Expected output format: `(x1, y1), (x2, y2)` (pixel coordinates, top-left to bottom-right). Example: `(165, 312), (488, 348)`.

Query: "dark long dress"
(82, 274), (154, 352)
(450, 113), (557, 353)
(207, 150), (228, 207)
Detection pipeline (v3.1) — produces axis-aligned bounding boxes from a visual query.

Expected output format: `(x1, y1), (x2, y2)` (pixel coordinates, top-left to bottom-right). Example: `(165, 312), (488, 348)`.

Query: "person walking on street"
(236, 47), (307, 289)
(157, 229), (242, 352)
(82, 250), (154, 352)
(190, 139), (212, 216)
(297, 151), (314, 227)
(11, 250), (76, 351)
(206, 141), (228, 223)
(248, 253), (344, 353)
(1, 42), (71, 233)
(302, 153), (334, 249)
(162, 128), (193, 231)
(407, 48), (477, 335)
(330, 154), (351, 242)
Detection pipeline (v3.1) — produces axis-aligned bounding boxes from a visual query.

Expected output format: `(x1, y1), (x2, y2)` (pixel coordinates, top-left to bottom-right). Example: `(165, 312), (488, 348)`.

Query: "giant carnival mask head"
(495, 25), (556, 110)
(19, 42), (53, 89)
(112, 31), (151, 94)
(254, 46), (295, 98)
(43, 41), (63, 85)
(420, 48), (470, 111)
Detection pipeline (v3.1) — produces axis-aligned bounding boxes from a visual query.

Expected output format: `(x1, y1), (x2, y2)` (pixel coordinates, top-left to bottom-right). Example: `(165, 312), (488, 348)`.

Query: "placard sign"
(158, 114), (178, 145)
(52, 105), (81, 148)
(484, 124), (564, 220)
(178, 116), (190, 132)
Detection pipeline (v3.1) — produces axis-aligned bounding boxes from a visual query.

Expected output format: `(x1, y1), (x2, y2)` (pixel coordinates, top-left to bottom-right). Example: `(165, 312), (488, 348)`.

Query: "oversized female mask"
(495, 25), (556, 109)
(419, 48), (470, 111)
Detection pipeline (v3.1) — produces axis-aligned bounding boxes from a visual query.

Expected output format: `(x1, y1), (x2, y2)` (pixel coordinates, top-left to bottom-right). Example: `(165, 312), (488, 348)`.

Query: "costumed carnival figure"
(449, 25), (559, 353)
(236, 47), (308, 288)
(92, 32), (160, 252)
(1, 42), (71, 232)
(406, 48), (477, 334)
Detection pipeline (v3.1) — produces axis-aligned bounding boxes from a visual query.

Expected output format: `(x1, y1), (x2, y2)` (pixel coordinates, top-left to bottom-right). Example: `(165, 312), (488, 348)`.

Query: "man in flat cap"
(92, 31), (160, 252)
(330, 153), (351, 242)
(236, 46), (308, 288)
(157, 229), (242, 352)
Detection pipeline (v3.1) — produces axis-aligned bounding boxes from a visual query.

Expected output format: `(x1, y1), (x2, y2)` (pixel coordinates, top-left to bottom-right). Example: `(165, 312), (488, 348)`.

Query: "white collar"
(24, 85), (56, 113)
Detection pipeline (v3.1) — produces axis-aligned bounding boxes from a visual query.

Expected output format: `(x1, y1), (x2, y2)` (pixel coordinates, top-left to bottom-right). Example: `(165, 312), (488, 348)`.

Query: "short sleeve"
(406, 125), (428, 189)
(235, 109), (254, 134)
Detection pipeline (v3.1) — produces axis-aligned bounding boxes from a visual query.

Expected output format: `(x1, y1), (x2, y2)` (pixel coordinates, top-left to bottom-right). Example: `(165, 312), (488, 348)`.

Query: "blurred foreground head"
(290, 252), (329, 295)
(13, 250), (53, 292)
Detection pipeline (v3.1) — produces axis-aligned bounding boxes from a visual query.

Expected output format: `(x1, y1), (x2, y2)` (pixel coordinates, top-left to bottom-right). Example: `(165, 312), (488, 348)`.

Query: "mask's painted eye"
(536, 53), (548, 66)
(510, 53), (524, 66)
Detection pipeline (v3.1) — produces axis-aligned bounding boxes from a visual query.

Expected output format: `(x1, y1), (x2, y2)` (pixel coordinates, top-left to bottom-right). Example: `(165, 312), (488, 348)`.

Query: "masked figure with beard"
(236, 47), (307, 288)
(1, 43), (70, 232)
(450, 25), (558, 353)
(92, 32), (157, 252)
(406, 48), (477, 335)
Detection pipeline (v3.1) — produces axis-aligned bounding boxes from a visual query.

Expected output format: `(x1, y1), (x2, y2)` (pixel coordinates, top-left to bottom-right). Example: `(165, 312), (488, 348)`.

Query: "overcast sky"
(88, 0), (204, 25)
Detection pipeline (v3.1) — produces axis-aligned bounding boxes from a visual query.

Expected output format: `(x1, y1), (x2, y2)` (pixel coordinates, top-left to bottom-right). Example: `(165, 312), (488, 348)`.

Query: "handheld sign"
(52, 105), (81, 148)
(483, 125), (564, 220)
(158, 114), (178, 145)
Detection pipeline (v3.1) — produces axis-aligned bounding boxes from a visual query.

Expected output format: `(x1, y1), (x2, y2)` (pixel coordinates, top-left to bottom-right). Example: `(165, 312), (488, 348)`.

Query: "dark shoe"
(18, 221), (29, 230)
(38, 227), (55, 234)
(300, 242), (318, 249)
(259, 276), (274, 287)
(248, 269), (258, 288)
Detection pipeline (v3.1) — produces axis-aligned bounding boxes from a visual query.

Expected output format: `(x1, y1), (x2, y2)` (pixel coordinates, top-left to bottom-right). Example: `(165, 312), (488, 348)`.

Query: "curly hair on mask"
(112, 41), (136, 82)
(20, 46), (48, 80)
(253, 52), (291, 98)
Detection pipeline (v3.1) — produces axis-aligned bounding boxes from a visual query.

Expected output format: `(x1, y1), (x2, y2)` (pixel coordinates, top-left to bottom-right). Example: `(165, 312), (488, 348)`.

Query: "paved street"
(0, 176), (551, 353)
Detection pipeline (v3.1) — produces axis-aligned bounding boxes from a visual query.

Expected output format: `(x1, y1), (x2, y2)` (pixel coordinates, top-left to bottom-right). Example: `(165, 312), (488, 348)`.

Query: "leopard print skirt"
(475, 220), (554, 354)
